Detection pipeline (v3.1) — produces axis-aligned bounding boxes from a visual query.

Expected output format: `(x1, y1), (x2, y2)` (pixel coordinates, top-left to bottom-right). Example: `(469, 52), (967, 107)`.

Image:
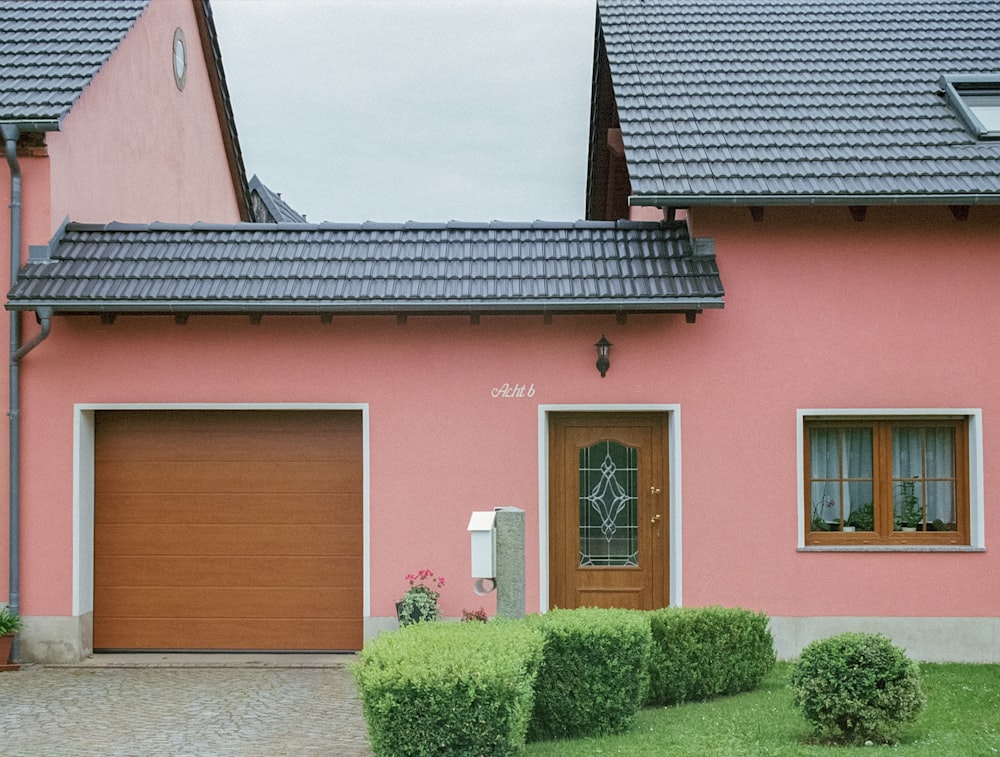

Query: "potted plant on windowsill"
(846, 502), (874, 532)
(810, 497), (837, 532)
(895, 481), (923, 532)
(396, 569), (445, 627)
(0, 605), (23, 670)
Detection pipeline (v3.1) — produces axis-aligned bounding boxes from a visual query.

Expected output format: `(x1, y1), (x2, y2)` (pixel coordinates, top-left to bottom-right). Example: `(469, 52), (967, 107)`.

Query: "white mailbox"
(467, 510), (497, 579)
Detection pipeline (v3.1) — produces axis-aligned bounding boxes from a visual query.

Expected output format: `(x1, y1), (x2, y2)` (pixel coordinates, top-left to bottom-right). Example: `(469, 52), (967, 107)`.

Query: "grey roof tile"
(8, 221), (724, 315)
(0, 0), (151, 122)
(597, 0), (1000, 201)
(2, 1), (252, 221)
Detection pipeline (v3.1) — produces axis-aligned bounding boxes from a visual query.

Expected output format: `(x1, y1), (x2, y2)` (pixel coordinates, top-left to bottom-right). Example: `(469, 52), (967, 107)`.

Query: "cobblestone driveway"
(0, 656), (372, 757)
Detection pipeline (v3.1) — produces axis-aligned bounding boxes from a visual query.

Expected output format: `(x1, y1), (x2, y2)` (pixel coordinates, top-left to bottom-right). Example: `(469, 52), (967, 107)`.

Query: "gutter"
(629, 193), (1000, 208)
(2, 122), (57, 662)
(4, 299), (726, 315)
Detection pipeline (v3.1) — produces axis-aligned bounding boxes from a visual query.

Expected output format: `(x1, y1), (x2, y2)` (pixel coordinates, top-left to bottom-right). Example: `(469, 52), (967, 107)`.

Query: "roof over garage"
(7, 220), (723, 317)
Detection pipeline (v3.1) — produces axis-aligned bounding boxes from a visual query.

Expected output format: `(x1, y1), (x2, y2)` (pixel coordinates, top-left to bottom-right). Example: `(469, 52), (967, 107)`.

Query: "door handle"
(650, 486), (661, 495)
(651, 513), (662, 524)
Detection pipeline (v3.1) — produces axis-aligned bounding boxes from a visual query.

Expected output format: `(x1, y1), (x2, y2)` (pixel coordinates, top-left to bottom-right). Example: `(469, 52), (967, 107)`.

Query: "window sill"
(799, 545), (985, 553)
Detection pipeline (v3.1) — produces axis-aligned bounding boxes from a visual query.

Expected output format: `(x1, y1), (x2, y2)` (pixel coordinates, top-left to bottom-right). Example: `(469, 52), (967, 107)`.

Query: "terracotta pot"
(395, 600), (432, 626)
(0, 633), (13, 664)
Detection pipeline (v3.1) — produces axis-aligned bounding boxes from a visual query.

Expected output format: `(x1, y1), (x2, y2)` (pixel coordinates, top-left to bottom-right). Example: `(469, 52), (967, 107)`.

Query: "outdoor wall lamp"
(595, 335), (612, 378)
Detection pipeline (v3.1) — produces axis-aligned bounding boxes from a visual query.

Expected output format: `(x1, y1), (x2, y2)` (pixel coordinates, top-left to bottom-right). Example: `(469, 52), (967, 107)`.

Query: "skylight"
(965, 93), (1000, 132)
(941, 75), (1000, 140)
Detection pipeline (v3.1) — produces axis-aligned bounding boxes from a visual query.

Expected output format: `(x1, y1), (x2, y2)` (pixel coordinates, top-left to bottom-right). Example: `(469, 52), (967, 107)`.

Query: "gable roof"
(0, 0), (151, 123)
(249, 175), (308, 224)
(1, 0), (251, 220)
(195, 0), (251, 221)
(592, 0), (1000, 208)
(6, 221), (723, 316)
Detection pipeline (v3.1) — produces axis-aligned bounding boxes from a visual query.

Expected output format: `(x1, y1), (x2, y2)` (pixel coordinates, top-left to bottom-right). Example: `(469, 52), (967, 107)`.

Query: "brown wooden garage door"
(94, 410), (363, 651)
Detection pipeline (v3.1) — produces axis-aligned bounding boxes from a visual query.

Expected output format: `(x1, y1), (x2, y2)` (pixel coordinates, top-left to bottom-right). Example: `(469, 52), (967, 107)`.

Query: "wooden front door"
(549, 412), (668, 610)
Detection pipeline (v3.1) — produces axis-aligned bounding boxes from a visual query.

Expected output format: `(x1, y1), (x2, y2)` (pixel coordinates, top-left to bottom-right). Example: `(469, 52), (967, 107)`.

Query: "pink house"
(3, 0), (999, 663)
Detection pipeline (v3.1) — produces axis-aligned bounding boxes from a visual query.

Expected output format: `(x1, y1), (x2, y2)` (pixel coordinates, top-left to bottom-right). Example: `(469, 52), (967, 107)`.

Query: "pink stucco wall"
(13, 206), (1000, 624)
(0, 160), (52, 599)
(683, 204), (999, 616)
(46, 0), (242, 226)
(1, 0), (243, 604)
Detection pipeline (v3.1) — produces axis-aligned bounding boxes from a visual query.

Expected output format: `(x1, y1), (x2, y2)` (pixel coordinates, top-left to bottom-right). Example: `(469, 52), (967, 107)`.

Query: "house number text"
(491, 382), (535, 398)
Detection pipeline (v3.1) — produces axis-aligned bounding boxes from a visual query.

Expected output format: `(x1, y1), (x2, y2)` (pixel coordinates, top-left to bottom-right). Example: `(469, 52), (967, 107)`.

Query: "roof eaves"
(0, 120), (61, 132)
(629, 193), (1000, 208)
(5, 298), (725, 315)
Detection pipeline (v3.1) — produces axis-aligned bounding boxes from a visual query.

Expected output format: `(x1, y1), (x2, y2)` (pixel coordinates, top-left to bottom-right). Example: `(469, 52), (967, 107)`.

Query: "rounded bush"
(526, 608), (651, 741)
(646, 606), (775, 705)
(790, 632), (925, 745)
(353, 621), (544, 757)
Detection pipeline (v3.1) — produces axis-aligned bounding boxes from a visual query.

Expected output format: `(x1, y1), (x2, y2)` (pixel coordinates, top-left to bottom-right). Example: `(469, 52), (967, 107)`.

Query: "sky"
(210, 0), (598, 224)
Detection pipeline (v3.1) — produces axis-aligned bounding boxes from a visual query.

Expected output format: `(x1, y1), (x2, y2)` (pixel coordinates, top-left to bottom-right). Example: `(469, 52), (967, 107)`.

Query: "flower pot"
(0, 633), (18, 672)
(396, 600), (430, 627)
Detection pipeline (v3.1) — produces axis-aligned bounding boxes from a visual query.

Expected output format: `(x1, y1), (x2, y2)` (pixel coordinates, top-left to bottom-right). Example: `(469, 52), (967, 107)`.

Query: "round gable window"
(172, 27), (187, 91)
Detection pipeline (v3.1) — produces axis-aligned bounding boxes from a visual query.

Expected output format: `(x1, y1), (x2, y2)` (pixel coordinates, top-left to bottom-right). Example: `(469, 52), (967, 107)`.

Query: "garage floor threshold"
(43, 652), (360, 669)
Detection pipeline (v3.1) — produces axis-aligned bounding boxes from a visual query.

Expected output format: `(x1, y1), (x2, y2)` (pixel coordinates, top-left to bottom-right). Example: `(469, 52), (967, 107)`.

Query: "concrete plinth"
(495, 507), (525, 620)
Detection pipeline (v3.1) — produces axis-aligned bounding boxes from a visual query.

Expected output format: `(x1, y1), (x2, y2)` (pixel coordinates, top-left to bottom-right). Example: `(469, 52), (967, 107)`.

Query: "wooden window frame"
(803, 416), (970, 546)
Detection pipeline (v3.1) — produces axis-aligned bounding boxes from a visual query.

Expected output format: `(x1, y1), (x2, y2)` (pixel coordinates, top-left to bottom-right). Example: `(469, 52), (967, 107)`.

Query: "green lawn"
(524, 663), (1000, 756)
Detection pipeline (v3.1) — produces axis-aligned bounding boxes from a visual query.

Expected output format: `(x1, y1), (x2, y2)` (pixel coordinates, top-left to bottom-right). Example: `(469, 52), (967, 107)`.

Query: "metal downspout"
(1, 123), (23, 662)
(2, 123), (24, 662)
(14, 309), (51, 362)
(2, 125), (51, 663)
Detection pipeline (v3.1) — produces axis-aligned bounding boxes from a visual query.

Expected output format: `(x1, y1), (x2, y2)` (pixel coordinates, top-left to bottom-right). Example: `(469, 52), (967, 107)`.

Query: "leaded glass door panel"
(549, 412), (668, 610)
(579, 440), (639, 567)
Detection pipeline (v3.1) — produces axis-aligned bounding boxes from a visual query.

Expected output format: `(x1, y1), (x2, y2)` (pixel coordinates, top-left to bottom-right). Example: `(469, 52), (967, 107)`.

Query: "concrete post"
(494, 507), (525, 619)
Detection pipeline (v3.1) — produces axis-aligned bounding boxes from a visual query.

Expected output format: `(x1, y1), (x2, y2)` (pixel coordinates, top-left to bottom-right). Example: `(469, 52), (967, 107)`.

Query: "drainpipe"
(8, 304), (52, 641)
(14, 308), (52, 362)
(3, 124), (54, 662)
(3, 122), (23, 661)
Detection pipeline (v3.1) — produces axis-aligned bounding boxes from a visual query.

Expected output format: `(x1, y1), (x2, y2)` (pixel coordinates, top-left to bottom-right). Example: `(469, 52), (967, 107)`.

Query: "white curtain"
(894, 427), (955, 524)
(810, 428), (872, 524)
(812, 425), (956, 529)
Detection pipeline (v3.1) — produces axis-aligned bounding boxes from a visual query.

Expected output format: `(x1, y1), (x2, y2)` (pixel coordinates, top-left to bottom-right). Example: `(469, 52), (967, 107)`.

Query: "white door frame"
(537, 404), (682, 612)
(72, 403), (371, 619)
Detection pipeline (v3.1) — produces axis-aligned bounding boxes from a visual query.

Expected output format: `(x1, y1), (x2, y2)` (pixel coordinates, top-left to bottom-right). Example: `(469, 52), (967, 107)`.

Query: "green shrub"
(790, 632), (926, 745)
(0, 606), (22, 636)
(526, 607), (651, 741)
(646, 606), (775, 705)
(352, 620), (544, 757)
